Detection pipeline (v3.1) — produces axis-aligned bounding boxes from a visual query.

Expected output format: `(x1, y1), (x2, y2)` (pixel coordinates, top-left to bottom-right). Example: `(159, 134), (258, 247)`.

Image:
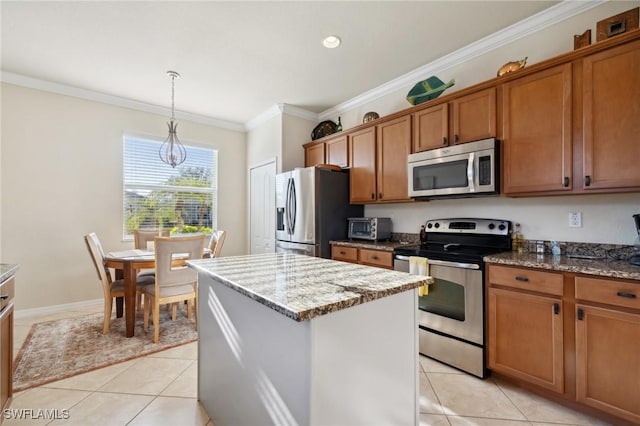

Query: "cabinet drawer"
(575, 276), (640, 310)
(359, 249), (393, 269)
(0, 277), (14, 313)
(488, 265), (563, 296)
(331, 246), (358, 263)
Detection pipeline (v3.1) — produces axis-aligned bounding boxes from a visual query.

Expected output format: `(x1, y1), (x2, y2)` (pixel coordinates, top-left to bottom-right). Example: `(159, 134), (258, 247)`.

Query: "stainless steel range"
(394, 218), (511, 378)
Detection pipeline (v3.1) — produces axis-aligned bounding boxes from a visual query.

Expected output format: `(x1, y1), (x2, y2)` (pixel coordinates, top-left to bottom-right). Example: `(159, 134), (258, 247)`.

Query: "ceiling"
(1, 1), (562, 128)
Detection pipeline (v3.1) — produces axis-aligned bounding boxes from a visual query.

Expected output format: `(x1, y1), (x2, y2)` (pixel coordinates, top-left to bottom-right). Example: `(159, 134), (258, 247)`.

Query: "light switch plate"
(569, 212), (582, 228)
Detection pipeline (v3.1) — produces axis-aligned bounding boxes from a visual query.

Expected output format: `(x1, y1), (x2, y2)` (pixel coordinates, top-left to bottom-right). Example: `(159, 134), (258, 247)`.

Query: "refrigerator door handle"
(290, 178), (297, 234)
(285, 177), (293, 234)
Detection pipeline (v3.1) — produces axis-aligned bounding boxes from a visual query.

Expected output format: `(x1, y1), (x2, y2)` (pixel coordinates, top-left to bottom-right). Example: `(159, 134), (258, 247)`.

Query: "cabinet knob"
(442, 137), (448, 145)
(585, 175), (591, 186)
(563, 177), (570, 187)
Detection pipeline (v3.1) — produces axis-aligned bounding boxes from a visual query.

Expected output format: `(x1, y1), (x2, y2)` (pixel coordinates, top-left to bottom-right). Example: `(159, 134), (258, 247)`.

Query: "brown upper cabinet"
(582, 39), (640, 191)
(502, 63), (573, 195)
(349, 116), (412, 204)
(304, 141), (325, 167)
(412, 87), (496, 153)
(325, 134), (348, 168)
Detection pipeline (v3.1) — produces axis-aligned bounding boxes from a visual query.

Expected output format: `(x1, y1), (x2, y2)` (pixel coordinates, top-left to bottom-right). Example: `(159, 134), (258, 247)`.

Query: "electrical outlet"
(569, 212), (582, 228)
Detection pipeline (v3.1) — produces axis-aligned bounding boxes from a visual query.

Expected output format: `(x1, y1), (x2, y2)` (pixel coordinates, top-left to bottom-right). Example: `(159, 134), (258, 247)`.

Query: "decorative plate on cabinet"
(311, 120), (338, 140)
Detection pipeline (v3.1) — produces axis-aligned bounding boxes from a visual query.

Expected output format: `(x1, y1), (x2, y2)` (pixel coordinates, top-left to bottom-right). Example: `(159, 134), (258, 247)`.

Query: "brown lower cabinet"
(331, 245), (393, 270)
(487, 264), (640, 424)
(0, 275), (15, 418)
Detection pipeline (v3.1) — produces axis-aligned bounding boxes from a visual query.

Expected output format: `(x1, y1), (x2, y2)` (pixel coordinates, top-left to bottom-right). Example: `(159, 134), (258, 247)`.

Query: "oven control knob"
(488, 223), (495, 230)
(498, 223), (506, 231)
(434, 222), (440, 229)
(427, 223), (433, 229)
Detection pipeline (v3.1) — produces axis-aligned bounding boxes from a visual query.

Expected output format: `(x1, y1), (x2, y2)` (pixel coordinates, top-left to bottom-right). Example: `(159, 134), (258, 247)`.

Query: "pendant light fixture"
(159, 70), (186, 168)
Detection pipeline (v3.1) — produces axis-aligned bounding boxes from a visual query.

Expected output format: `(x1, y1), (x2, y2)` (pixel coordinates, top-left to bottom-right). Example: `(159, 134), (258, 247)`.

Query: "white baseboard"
(14, 298), (103, 320)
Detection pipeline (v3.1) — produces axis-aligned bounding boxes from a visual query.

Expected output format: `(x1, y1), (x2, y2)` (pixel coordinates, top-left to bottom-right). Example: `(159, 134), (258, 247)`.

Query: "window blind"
(123, 135), (217, 239)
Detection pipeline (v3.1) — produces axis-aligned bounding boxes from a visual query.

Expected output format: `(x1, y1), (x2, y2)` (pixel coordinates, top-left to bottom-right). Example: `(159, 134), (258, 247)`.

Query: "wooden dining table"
(104, 249), (190, 338)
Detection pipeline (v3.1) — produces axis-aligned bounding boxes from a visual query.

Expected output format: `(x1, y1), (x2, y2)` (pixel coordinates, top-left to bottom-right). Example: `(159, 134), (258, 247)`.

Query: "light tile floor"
(8, 306), (613, 425)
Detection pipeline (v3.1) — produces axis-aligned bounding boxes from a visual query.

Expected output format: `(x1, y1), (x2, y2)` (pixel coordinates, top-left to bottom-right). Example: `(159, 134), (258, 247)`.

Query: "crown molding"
(318, 0), (605, 121)
(245, 103), (318, 131)
(0, 71), (246, 132)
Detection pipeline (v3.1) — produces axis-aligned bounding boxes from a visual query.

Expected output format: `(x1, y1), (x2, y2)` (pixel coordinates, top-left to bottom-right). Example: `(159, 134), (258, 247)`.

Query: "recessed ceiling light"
(322, 35), (341, 49)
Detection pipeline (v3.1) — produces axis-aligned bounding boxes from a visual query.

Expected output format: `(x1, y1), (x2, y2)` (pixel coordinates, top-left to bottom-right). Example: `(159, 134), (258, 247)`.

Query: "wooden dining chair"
(142, 234), (206, 343)
(133, 228), (171, 251)
(84, 233), (154, 334)
(205, 230), (226, 258)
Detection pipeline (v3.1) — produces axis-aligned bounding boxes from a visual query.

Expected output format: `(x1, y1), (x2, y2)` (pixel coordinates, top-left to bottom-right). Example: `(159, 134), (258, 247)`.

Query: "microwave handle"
(467, 152), (475, 193)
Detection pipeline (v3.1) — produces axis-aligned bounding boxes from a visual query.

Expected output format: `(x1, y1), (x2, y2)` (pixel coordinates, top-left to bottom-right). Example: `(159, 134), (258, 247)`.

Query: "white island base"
(197, 273), (419, 426)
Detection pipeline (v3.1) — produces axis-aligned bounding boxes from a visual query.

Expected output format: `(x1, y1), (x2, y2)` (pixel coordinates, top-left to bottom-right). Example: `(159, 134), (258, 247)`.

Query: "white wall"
(330, 1), (640, 246)
(247, 114), (282, 172)
(1, 83), (246, 310)
(282, 112), (315, 172)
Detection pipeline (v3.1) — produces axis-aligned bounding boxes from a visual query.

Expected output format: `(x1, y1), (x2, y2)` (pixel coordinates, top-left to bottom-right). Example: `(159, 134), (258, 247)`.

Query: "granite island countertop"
(188, 253), (433, 321)
(484, 252), (640, 281)
(0, 264), (19, 283)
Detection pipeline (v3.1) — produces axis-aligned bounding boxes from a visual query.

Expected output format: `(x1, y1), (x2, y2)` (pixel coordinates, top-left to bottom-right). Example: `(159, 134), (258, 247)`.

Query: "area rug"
(13, 308), (198, 392)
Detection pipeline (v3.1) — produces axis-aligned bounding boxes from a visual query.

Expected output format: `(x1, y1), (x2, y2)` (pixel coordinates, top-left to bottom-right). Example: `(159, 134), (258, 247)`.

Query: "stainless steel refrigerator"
(275, 167), (363, 258)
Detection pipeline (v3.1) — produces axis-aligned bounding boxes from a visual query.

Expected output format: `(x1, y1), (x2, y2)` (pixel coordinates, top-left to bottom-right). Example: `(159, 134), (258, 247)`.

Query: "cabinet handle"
(371, 256), (379, 260)
(339, 251), (346, 255)
(0, 294), (8, 300)
(371, 193), (375, 199)
(585, 175), (591, 186)
(577, 308), (584, 321)
(442, 137), (448, 145)
(515, 276), (529, 282)
(563, 177), (570, 187)
(379, 193), (383, 199)
(617, 291), (637, 299)
(454, 134), (459, 143)
(553, 303), (560, 315)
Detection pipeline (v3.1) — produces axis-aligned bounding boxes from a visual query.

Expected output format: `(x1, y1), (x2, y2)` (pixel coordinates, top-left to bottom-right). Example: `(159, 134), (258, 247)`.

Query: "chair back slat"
(134, 228), (170, 250)
(155, 235), (206, 287)
(208, 230), (227, 258)
(84, 233), (113, 298)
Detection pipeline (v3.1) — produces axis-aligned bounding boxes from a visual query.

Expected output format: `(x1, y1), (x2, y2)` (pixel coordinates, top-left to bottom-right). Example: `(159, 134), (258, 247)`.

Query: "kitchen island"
(187, 253), (433, 426)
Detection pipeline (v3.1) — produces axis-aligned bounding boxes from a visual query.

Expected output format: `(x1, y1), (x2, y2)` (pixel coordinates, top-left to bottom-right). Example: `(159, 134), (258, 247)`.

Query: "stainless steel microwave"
(407, 138), (499, 199)
(347, 217), (391, 241)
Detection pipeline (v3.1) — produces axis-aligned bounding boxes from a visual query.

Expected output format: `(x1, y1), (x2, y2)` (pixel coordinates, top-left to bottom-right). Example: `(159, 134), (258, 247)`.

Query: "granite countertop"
(188, 253), (433, 322)
(0, 264), (19, 283)
(484, 252), (640, 281)
(330, 240), (414, 252)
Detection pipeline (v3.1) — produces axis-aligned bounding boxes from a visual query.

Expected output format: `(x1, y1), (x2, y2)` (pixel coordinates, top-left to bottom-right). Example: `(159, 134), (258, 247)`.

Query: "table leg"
(123, 262), (137, 338)
(114, 269), (124, 318)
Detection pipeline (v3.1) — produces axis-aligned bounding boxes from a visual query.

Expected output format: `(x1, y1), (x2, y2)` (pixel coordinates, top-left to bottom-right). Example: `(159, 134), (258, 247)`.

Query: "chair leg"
(186, 300), (192, 319)
(137, 293), (143, 310)
(171, 303), (177, 321)
(153, 300), (160, 343)
(143, 295), (151, 331)
(103, 297), (113, 334)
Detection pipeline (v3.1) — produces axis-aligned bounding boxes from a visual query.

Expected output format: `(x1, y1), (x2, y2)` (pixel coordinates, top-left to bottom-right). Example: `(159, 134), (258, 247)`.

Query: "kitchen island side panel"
(309, 289), (419, 425)
(198, 273), (312, 425)
(197, 272), (419, 426)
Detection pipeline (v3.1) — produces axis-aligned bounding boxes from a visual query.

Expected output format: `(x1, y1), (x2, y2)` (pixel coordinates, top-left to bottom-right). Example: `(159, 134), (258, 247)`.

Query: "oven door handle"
(394, 255), (480, 270)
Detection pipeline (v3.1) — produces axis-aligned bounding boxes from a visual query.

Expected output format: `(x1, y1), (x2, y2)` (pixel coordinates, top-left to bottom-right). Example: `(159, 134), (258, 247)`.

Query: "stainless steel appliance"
(275, 167), (363, 258)
(394, 218), (511, 378)
(630, 213), (640, 266)
(347, 217), (392, 241)
(407, 138), (499, 199)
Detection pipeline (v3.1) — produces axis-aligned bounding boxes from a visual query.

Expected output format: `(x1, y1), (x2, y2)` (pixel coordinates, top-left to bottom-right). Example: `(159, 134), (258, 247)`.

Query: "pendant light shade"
(159, 71), (186, 168)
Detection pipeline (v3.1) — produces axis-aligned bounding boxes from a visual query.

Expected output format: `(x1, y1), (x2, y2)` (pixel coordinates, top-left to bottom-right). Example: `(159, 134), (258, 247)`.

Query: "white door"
(249, 160), (276, 254)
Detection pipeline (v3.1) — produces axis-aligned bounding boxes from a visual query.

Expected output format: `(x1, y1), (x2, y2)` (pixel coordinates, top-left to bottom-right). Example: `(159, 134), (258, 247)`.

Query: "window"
(123, 135), (217, 239)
